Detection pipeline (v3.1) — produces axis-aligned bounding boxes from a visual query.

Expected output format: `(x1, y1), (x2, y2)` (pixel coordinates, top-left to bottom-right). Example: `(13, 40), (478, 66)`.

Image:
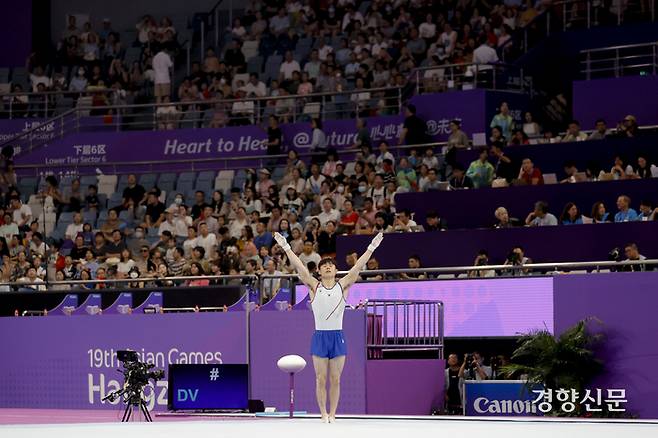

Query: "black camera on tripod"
(102, 350), (164, 422)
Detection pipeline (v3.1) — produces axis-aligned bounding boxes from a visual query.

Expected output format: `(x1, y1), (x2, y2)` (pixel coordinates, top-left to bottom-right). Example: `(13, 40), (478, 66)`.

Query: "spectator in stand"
(466, 148), (495, 188)
(196, 222), (217, 258)
(518, 158), (543, 185)
(10, 196), (32, 233)
(318, 198), (340, 227)
(420, 168), (440, 192)
(393, 209), (418, 232)
(299, 240), (321, 268)
(399, 255), (427, 280)
(490, 144), (516, 183)
(560, 202), (584, 225)
(561, 120), (588, 143)
(375, 141), (395, 172)
(490, 102), (515, 141)
(525, 201), (558, 226)
(254, 221), (273, 250)
(588, 119), (609, 140)
(186, 262), (210, 286)
(449, 163), (474, 189)
(446, 120), (470, 150)
(64, 212), (84, 241)
(591, 201), (611, 223)
(309, 118), (327, 155)
(153, 47), (173, 103)
(120, 174), (146, 213)
(638, 200), (658, 221)
(469, 250), (496, 278)
(607, 155), (634, 180)
(255, 169), (274, 200)
(614, 195), (638, 222)
(105, 229), (127, 258)
(621, 243), (650, 272)
(279, 50), (300, 83)
(424, 211), (447, 231)
(396, 157), (417, 191)
(612, 115), (639, 138)
(634, 154), (656, 179)
(143, 191), (166, 229)
(398, 104), (427, 146)
(338, 199), (359, 234)
(522, 112), (540, 137)
(494, 207), (515, 228)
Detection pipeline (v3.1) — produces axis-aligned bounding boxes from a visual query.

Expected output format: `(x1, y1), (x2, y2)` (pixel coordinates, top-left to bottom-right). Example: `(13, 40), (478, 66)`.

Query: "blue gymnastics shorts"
(310, 330), (347, 359)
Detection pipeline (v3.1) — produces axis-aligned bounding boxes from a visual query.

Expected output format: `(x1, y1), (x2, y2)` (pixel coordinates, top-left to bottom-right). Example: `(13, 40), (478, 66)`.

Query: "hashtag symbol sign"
(209, 368), (220, 381)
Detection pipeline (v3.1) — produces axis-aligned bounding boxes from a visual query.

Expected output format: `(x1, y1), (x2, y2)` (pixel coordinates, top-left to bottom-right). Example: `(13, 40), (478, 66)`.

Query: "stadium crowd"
(9, 0), (552, 120)
(0, 105), (655, 291)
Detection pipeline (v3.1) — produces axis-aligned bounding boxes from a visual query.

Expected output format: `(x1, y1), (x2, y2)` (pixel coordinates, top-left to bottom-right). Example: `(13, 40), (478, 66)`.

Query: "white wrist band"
(368, 244), (377, 252)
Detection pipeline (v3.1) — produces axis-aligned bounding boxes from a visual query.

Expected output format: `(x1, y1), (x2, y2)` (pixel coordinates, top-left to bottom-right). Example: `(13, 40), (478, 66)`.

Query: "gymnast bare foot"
(328, 415), (336, 423)
(321, 414), (329, 423)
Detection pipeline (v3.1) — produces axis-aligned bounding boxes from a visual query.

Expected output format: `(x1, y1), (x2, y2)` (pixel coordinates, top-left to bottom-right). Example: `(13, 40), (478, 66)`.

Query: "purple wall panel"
(249, 309), (367, 413)
(0, 2), (31, 67)
(573, 76), (658, 128)
(553, 272), (658, 419)
(366, 359), (445, 415)
(297, 278), (554, 337)
(0, 313), (247, 410)
(336, 222), (658, 269)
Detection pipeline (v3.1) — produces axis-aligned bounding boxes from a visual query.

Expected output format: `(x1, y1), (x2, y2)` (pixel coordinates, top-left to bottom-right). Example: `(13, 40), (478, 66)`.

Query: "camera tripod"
(103, 387), (153, 422)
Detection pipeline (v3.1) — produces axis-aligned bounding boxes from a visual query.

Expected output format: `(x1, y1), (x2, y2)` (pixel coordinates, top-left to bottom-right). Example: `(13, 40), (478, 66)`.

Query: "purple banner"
(13, 90), (516, 170)
(573, 75), (658, 128)
(553, 271), (658, 419)
(0, 313), (247, 410)
(296, 278), (554, 337)
(411, 89), (488, 141)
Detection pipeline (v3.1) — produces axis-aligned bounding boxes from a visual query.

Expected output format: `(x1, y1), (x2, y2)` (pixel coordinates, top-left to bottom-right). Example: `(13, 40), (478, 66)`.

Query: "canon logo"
(473, 397), (538, 414)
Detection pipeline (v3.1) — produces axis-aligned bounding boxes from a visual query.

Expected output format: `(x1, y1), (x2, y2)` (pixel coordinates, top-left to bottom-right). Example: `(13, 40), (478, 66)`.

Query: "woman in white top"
(117, 248), (136, 274)
(522, 111), (540, 137)
(274, 231), (384, 423)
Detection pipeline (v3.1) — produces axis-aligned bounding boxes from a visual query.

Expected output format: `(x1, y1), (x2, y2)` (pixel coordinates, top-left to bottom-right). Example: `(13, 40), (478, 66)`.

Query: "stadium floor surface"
(1, 409), (658, 438)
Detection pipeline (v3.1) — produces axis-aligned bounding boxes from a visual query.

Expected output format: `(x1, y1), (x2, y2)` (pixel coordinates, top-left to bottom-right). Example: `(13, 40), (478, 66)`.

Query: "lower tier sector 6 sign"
(167, 364), (248, 411)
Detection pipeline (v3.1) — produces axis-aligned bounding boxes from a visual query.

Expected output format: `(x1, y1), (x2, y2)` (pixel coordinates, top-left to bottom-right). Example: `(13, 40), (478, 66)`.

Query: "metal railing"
(580, 41), (658, 79)
(1, 60), (528, 158)
(365, 299), (444, 359)
(411, 63), (531, 96)
(0, 88), (115, 120)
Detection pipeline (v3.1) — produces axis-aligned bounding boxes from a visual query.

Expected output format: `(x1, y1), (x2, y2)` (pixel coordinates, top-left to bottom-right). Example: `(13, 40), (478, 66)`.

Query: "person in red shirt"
(339, 200), (359, 234)
(518, 158), (543, 185)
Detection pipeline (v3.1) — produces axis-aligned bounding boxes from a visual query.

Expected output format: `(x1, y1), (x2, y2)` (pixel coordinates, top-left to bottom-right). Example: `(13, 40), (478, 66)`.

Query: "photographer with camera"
(503, 245), (532, 276)
(468, 250), (495, 278)
(459, 351), (492, 382)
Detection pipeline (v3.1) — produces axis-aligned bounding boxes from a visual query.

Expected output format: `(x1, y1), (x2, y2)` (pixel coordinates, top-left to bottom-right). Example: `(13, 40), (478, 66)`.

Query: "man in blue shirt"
(253, 221), (273, 250)
(614, 195), (638, 222)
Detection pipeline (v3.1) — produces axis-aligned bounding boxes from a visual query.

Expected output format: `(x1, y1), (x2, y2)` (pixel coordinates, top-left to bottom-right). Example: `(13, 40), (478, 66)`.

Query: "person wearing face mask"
(351, 182), (368, 210)
(168, 193), (185, 211)
(69, 67), (88, 92)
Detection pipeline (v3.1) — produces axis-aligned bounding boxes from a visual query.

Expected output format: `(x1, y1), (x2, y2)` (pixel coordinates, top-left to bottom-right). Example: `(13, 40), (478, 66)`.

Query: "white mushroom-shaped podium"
(277, 355), (307, 418)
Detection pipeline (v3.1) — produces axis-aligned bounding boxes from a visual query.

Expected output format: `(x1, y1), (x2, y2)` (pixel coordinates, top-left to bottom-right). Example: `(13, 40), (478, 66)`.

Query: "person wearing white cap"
(274, 231), (384, 423)
(255, 168), (274, 198)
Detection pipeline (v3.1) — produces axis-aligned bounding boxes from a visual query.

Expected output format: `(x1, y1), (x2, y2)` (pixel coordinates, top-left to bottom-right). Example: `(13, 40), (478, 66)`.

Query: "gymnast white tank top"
(311, 282), (346, 330)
